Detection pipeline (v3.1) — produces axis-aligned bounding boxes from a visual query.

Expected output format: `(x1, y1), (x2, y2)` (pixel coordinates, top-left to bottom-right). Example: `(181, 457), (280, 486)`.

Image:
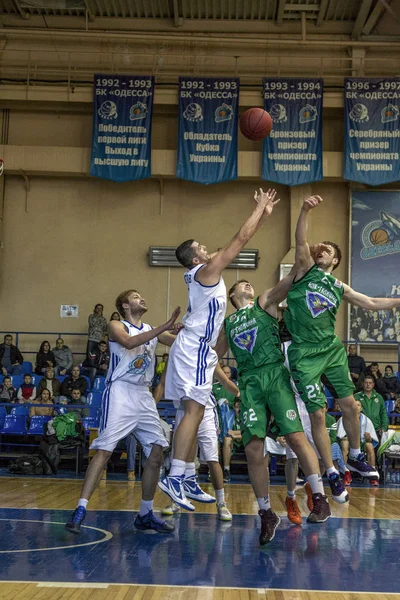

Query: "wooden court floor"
(0, 477), (399, 600)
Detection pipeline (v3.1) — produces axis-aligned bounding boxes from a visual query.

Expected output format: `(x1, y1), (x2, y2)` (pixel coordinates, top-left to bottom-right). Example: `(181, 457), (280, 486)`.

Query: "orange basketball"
(370, 228), (389, 245)
(239, 108), (273, 141)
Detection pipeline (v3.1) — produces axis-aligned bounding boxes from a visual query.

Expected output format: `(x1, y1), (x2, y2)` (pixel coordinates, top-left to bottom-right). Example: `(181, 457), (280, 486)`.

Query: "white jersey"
(106, 320), (156, 387)
(181, 263), (226, 346)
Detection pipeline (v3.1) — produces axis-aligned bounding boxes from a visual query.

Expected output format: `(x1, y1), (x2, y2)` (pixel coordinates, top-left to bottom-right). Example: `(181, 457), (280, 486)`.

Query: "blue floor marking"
(0, 507), (398, 593)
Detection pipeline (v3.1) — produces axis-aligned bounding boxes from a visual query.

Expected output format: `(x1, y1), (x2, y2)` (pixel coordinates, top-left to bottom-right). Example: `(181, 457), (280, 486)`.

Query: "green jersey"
(285, 264), (344, 344)
(212, 382), (237, 409)
(325, 413), (338, 445)
(224, 298), (283, 377)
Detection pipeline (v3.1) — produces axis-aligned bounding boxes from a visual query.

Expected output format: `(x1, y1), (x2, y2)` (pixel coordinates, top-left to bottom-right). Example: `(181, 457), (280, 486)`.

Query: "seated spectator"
(379, 365), (400, 400)
(391, 398), (400, 425)
(52, 338), (73, 376)
(337, 400), (379, 486)
(355, 375), (388, 438)
(60, 365), (88, 400)
(366, 362), (382, 381)
(67, 388), (89, 418)
(222, 398), (243, 482)
(82, 340), (110, 385)
(156, 353), (169, 377)
(347, 344), (366, 388)
(35, 341), (56, 375)
(37, 367), (61, 400)
(110, 312), (120, 322)
(17, 374), (36, 403)
(0, 334), (23, 376)
(87, 303), (108, 358)
(0, 376), (17, 403)
(29, 388), (54, 418)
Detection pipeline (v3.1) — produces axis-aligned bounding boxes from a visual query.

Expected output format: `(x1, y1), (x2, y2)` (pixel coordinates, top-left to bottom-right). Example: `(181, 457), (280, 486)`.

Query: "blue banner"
(350, 191), (400, 342)
(262, 78), (323, 186)
(344, 78), (400, 186)
(177, 77), (239, 185)
(90, 74), (154, 182)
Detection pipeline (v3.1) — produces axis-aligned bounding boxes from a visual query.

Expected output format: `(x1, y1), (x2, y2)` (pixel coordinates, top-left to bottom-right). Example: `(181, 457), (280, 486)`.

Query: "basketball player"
(162, 363), (239, 521)
(65, 289), (181, 535)
(159, 188), (280, 510)
(216, 278), (330, 546)
(286, 195), (400, 490)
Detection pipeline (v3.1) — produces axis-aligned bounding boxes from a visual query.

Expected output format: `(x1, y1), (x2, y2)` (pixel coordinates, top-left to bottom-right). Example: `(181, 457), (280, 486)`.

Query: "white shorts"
(175, 403), (219, 463)
(90, 380), (168, 457)
(166, 333), (218, 407)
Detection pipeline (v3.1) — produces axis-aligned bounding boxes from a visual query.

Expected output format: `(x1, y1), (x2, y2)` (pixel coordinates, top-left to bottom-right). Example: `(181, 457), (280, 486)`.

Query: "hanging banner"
(350, 190), (400, 342)
(262, 78), (323, 186)
(90, 74), (154, 182)
(344, 77), (400, 186)
(177, 77), (239, 185)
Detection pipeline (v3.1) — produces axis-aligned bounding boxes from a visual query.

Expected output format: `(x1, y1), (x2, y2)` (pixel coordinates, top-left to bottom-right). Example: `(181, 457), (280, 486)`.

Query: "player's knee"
(245, 439), (263, 463)
(147, 445), (164, 469)
(309, 408), (325, 427)
(285, 431), (304, 453)
(338, 396), (357, 417)
(184, 400), (205, 423)
(96, 449), (112, 465)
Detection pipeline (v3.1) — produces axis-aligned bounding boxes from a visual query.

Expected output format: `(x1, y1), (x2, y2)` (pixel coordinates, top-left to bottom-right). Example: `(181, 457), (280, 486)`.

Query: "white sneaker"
(158, 475), (195, 512)
(183, 475), (216, 503)
(161, 502), (180, 516)
(217, 502), (232, 521)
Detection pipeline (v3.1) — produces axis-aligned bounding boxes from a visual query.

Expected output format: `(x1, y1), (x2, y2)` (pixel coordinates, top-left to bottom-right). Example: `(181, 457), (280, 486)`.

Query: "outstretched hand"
(165, 306), (181, 330)
(302, 195), (323, 212)
(254, 188), (280, 216)
(169, 322), (184, 336)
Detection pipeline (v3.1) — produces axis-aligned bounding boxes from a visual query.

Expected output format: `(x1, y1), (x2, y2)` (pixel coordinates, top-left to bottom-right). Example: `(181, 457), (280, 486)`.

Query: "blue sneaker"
(328, 473), (349, 504)
(134, 510), (175, 533)
(182, 475), (216, 503)
(346, 453), (379, 479)
(65, 506), (86, 534)
(158, 475), (195, 511)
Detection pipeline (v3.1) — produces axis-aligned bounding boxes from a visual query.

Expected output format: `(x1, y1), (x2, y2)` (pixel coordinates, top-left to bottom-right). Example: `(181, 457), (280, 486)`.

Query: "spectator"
(0, 376), (17, 403)
(17, 373), (36, 403)
(391, 398), (400, 425)
(350, 316), (362, 340)
(110, 312), (120, 322)
(0, 334), (23, 376)
(67, 388), (89, 418)
(347, 344), (366, 387)
(82, 340), (110, 385)
(156, 353), (169, 377)
(355, 375), (388, 437)
(35, 341), (56, 375)
(213, 365), (238, 410)
(52, 338), (73, 376)
(60, 365), (88, 400)
(222, 398), (243, 482)
(337, 400), (379, 487)
(379, 365), (400, 401)
(366, 362), (382, 381)
(37, 367), (61, 400)
(29, 388), (54, 418)
(87, 303), (108, 358)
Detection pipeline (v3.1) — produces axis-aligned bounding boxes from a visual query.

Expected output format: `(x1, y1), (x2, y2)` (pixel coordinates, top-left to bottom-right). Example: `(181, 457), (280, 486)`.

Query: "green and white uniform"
(224, 299), (303, 447)
(285, 265), (354, 413)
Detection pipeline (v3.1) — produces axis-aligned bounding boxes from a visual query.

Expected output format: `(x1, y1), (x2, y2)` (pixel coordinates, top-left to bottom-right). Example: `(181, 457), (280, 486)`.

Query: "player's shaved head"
(176, 239), (196, 269)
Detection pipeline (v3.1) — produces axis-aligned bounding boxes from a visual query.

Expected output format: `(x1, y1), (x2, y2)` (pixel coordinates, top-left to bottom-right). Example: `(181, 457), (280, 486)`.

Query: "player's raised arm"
(295, 196), (323, 275)
(108, 307), (181, 350)
(214, 326), (229, 360)
(196, 188), (280, 286)
(342, 284), (400, 311)
(258, 267), (297, 310)
(214, 363), (239, 397)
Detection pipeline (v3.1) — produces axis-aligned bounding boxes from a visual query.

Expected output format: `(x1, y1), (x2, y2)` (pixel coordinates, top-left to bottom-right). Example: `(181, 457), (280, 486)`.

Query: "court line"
(0, 518), (113, 553)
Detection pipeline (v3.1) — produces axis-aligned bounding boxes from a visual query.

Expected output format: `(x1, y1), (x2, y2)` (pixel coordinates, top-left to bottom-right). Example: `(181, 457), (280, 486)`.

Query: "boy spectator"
(17, 374), (36, 403)
(222, 398), (243, 482)
(0, 376), (17, 403)
(60, 365), (88, 400)
(0, 334), (23, 376)
(52, 338), (73, 376)
(347, 344), (366, 387)
(379, 365), (400, 401)
(37, 367), (61, 400)
(355, 376), (388, 437)
(67, 388), (89, 418)
(29, 388), (54, 418)
(82, 341), (110, 385)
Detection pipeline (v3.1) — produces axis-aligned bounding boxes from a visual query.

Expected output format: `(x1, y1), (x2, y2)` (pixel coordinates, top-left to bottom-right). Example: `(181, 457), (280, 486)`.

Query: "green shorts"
(287, 336), (355, 414)
(238, 363), (303, 447)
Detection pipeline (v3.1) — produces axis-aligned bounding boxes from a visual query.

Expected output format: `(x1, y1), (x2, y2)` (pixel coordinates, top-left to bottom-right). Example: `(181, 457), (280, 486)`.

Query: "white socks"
(287, 489), (296, 499)
(349, 447), (361, 459)
(139, 500), (153, 517)
(307, 473), (324, 496)
(185, 462), (196, 478)
(169, 459), (186, 478)
(326, 466), (339, 477)
(78, 498), (88, 509)
(215, 489), (225, 504)
(257, 494), (271, 511)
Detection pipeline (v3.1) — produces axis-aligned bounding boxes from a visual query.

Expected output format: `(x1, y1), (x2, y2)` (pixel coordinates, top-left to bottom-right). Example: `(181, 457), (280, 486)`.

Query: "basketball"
(239, 108), (273, 141)
(370, 228), (389, 245)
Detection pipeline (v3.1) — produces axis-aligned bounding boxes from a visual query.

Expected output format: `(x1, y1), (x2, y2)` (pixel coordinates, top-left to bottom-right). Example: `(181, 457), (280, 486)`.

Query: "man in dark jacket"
(347, 344), (366, 388)
(60, 365), (88, 400)
(0, 335), (23, 377)
(82, 341), (110, 385)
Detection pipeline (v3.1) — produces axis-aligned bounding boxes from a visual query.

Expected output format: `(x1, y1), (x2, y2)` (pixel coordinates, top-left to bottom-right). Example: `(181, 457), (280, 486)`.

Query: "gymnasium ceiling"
(0, 0), (398, 39)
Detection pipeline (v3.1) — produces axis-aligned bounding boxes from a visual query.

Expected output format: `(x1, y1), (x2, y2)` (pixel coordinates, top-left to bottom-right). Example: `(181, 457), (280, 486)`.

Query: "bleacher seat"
(81, 375), (92, 392)
(54, 405), (67, 415)
(57, 375), (67, 384)
(27, 415), (51, 435)
(386, 400), (396, 416)
(88, 407), (100, 419)
(10, 374), (24, 389)
(0, 375), (3, 385)
(82, 416), (99, 430)
(31, 374), (43, 386)
(21, 361), (33, 374)
(93, 377), (106, 392)
(323, 385), (335, 410)
(1, 414), (27, 434)
(87, 392), (102, 407)
(0, 406), (6, 429)
(11, 405), (30, 417)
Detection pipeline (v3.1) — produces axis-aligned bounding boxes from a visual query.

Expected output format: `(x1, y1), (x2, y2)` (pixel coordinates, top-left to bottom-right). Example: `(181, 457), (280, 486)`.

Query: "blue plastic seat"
(88, 407), (100, 419)
(82, 416), (99, 430)
(10, 374), (24, 389)
(93, 377), (106, 392)
(386, 400), (396, 416)
(323, 385), (335, 410)
(0, 406), (6, 428)
(1, 414), (27, 434)
(81, 375), (92, 392)
(0, 375), (3, 385)
(86, 391), (103, 407)
(11, 405), (30, 417)
(31, 374), (43, 386)
(21, 361), (33, 374)
(27, 415), (51, 435)
(56, 375), (67, 384)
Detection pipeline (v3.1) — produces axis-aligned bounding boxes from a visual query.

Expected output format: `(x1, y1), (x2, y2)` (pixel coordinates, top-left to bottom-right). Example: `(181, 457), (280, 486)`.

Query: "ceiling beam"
(276, 0), (285, 24)
(352, 0), (373, 40)
(13, 0), (29, 20)
(316, 0), (328, 27)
